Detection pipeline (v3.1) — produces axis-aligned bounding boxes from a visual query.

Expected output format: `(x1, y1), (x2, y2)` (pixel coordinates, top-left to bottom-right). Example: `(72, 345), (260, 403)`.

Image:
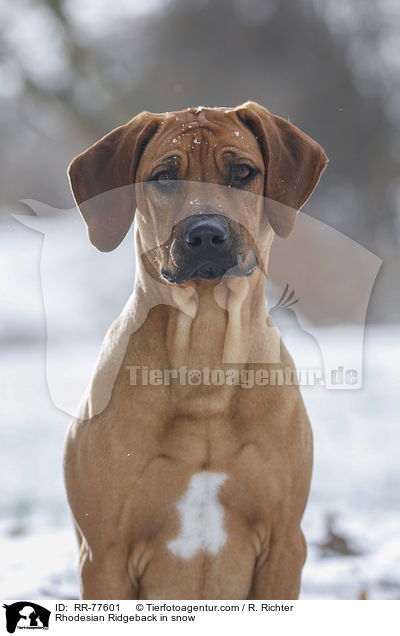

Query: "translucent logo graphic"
(17, 181), (381, 418)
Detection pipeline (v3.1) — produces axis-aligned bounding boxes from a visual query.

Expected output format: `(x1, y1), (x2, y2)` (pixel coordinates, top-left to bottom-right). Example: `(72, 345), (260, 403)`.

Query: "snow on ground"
(1, 217), (399, 599)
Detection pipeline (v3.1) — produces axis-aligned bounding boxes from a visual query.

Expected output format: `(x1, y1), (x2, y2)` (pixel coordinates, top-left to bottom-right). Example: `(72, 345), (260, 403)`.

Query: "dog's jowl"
(64, 101), (328, 599)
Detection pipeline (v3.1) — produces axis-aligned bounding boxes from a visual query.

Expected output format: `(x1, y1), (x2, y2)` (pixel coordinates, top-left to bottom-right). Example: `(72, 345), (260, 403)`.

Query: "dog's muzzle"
(162, 214), (246, 283)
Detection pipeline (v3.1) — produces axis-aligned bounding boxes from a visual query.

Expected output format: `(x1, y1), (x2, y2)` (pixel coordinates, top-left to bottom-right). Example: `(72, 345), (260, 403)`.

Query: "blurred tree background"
(1, 0), (399, 321)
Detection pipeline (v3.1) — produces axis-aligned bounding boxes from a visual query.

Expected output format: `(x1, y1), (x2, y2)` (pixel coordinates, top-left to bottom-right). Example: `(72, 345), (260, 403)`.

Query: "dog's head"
(68, 102), (327, 284)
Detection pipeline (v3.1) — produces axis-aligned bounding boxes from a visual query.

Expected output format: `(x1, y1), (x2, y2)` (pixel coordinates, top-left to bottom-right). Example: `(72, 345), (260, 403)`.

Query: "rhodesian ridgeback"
(64, 101), (328, 599)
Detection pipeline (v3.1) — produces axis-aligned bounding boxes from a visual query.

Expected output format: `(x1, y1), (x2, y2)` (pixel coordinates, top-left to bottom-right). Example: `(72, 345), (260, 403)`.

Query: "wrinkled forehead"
(138, 106), (262, 174)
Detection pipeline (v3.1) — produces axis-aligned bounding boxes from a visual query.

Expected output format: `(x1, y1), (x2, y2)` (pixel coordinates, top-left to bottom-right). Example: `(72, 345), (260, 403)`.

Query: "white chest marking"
(167, 471), (228, 559)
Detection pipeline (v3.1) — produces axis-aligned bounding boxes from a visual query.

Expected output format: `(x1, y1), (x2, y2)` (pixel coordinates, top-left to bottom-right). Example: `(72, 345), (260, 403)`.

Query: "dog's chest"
(126, 454), (267, 570)
(91, 367), (295, 564)
(115, 418), (276, 557)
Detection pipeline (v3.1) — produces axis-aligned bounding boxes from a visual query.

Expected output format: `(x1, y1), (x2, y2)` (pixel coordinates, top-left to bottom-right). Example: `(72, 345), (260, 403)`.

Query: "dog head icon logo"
(2, 602), (50, 633)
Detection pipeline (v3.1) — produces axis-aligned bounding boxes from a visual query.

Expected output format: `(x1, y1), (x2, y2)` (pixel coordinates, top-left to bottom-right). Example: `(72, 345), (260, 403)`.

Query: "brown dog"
(64, 101), (327, 600)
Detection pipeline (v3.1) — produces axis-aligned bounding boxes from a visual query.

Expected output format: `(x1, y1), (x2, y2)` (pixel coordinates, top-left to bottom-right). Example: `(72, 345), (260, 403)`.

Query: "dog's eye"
(152, 170), (175, 185)
(233, 165), (251, 180)
(231, 164), (256, 186)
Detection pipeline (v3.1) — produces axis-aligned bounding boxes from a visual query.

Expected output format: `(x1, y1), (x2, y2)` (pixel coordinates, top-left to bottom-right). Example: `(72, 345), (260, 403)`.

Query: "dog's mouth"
(189, 261), (229, 280)
(161, 257), (258, 284)
(161, 263), (226, 284)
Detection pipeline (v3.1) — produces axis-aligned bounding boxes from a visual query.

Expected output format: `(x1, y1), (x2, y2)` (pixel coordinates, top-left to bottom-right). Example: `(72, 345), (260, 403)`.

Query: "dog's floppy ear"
(236, 101), (328, 238)
(68, 111), (160, 251)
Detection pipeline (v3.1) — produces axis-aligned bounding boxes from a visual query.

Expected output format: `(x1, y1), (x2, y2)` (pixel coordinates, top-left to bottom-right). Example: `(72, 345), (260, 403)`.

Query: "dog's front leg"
(78, 541), (138, 600)
(248, 529), (307, 600)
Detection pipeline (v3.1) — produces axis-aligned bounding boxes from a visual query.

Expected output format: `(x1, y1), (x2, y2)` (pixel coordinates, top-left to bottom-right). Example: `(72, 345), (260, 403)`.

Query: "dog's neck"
(132, 237), (281, 369)
(82, 240), (281, 420)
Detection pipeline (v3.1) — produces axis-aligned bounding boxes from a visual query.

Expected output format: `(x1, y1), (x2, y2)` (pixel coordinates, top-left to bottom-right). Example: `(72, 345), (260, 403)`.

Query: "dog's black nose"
(184, 216), (229, 251)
